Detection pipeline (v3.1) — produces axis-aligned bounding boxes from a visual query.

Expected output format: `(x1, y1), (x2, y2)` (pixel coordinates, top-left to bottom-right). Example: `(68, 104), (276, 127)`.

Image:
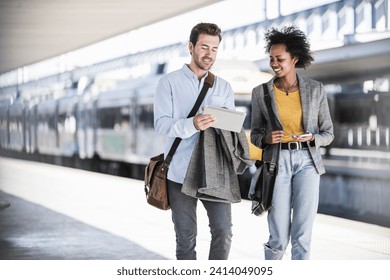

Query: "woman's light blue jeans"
(167, 180), (233, 260)
(264, 149), (320, 260)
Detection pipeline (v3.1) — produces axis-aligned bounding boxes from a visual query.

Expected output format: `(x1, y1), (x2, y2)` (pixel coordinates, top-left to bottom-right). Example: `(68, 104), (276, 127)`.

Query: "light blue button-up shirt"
(154, 64), (235, 184)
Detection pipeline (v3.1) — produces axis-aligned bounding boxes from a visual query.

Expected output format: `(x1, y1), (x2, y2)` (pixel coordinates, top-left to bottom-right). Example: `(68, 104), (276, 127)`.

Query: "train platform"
(1, 156), (389, 261)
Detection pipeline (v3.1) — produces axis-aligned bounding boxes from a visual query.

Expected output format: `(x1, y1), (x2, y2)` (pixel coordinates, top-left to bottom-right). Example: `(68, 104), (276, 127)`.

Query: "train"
(328, 89), (390, 154)
(1, 60), (390, 172)
(1, 58), (390, 226)
(0, 60), (272, 182)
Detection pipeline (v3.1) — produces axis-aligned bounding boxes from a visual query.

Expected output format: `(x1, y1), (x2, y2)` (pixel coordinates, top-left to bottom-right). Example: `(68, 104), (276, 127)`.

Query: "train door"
(36, 99), (59, 155)
(0, 97), (12, 150)
(77, 90), (97, 159)
(135, 93), (165, 164)
(57, 94), (79, 157)
(26, 102), (38, 154)
(8, 99), (25, 152)
(95, 88), (135, 162)
(133, 76), (166, 164)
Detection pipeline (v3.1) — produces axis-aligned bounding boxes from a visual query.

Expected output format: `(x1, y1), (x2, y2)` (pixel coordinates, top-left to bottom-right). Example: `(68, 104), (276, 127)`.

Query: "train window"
(335, 95), (373, 124)
(9, 120), (17, 131)
(48, 114), (56, 129)
(8, 115), (21, 133)
(58, 113), (76, 133)
(0, 117), (6, 129)
(58, 113), (66, 133)
(235, 100), (251, 130)
(37, 113), (56, 130)
(138, 104), (154, 129)
(116, 107), (130, 131)
(97, 108), (117, 129)
(97, 106), (130, 131)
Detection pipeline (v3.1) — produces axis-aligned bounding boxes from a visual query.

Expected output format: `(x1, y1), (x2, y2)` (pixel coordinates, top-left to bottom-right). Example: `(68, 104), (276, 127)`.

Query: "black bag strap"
(262, 83), (278, 134)
(262, 83), (280, 174)
(165, 72), (215, 164)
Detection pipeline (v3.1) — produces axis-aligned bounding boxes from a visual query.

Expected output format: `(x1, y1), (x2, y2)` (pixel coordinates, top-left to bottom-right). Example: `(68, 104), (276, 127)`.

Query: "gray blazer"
(250, 75), (334, 175)
(182, 128), (253, 203)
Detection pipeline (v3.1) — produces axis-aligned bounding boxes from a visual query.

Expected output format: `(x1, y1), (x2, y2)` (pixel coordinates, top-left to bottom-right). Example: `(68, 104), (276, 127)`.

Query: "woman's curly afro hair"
(264, 25), (314, 69)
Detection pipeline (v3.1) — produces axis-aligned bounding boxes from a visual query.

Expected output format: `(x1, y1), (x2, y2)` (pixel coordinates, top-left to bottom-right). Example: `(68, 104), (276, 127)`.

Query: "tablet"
(203, 105), (246, 133)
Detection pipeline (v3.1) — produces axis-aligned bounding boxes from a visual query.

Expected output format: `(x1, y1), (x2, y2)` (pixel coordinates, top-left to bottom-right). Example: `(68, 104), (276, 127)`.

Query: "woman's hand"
(265, 130), (284, 144)
(292, 132), (314, 142)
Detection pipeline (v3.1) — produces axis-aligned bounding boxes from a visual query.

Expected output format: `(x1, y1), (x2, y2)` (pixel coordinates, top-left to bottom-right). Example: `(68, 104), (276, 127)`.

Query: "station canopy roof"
(0, 0), (221, 75)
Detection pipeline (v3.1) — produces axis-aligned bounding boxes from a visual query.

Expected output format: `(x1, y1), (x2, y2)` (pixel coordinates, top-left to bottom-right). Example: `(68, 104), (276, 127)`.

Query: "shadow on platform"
(0, 191), (166, 260)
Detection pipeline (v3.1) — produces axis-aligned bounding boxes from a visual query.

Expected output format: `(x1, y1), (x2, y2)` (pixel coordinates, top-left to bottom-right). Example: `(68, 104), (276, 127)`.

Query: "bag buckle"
(287, 142), (301, 150)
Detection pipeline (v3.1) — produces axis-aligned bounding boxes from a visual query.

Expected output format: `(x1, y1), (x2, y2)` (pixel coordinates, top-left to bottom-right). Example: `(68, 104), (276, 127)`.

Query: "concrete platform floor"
(0, 157), (389, 260)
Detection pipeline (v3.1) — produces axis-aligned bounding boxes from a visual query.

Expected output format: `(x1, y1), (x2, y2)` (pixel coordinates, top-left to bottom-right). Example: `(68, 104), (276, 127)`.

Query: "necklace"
(282, 79), (298, 96)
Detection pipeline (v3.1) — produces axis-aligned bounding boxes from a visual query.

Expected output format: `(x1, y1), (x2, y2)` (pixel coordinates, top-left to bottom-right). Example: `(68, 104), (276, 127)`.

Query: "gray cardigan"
(250, 75), (334, 175)
(182, 128), (253, 203)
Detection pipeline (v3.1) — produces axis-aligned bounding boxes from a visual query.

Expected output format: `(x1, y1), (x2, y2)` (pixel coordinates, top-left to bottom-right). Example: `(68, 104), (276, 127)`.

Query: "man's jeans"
(264, 149), (320, 260)
(167, 180), (232, 260)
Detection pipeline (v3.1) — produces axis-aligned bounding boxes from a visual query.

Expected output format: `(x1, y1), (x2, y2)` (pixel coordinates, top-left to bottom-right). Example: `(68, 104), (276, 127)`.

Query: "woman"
(250, 26), (334, 260)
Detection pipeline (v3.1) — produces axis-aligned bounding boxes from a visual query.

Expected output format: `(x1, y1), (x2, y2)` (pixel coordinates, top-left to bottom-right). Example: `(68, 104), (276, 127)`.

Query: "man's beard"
(195, 55), (214, 71)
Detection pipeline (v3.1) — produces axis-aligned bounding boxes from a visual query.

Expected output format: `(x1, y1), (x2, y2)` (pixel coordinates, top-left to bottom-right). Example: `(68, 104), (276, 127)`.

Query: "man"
(154, 23), (236, 260)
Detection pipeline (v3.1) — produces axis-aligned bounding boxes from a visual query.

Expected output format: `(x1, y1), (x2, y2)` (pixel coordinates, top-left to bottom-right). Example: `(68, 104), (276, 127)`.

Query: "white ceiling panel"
(0, 0), (221, 74)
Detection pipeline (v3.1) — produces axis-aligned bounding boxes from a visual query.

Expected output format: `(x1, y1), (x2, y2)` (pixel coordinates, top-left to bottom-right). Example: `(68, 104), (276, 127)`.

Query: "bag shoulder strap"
(165, 72), (215, 164)
(262, 83), (278, 131)
(262, 83), (280, 169)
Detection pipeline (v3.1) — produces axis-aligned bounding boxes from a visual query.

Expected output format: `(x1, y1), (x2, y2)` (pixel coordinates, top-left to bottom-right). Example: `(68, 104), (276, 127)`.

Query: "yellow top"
(273, 84), (305, 143)
(246, 132), (263, 160)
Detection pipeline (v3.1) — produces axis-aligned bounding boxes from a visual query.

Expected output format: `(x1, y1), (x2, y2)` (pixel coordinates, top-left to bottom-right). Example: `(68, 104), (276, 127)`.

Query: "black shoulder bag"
(250, 83), (281, 216)
(144, 72), (215, 210)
